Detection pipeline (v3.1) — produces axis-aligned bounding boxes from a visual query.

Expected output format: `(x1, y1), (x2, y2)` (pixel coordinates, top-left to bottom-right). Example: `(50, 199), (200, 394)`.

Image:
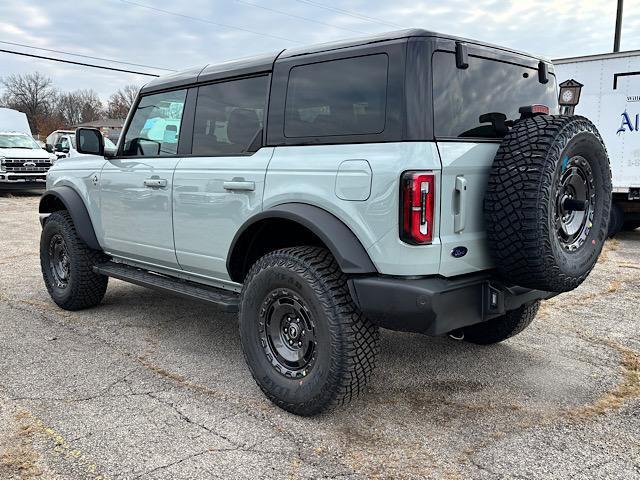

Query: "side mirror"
(54, 143), (64, 152)
(62, 147), (70, 153)
(44, 144), (54, 153)
(76, 128), (104, 156)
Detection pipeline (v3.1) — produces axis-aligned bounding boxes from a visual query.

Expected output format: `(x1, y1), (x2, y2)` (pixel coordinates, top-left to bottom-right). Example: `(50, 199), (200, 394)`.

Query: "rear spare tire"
(484, 115), (611, 293)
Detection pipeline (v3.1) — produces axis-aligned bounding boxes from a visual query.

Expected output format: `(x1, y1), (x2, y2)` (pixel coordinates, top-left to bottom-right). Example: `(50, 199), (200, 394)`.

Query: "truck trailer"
(555, 50), (640, 233)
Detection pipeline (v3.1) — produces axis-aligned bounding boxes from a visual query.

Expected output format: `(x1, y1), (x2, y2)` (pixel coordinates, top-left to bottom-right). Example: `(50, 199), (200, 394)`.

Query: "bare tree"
(106, 84), (139, 118)
(0, 72), (57, 134)
(56, 89), (104, 126)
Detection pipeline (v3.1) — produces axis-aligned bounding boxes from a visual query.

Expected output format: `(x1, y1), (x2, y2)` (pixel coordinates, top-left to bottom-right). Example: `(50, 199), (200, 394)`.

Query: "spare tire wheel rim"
(554, 155), (595, 252)
(259, 288), (317, 378)
(49, 233), (71, 288)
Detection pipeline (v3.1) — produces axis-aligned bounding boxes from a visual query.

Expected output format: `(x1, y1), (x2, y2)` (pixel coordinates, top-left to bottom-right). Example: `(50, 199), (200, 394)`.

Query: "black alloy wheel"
(48, 233), (71, 289)
(259, 288), (317, 378)
(554, 155), (595, 252)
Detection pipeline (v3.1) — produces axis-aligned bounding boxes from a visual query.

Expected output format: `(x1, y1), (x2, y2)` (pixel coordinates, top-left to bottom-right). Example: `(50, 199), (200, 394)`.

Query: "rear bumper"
(349, 273), (557, 336)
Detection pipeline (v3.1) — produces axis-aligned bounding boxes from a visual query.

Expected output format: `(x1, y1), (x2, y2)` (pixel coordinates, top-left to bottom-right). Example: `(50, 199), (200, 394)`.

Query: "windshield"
(0, 134), (41, 149)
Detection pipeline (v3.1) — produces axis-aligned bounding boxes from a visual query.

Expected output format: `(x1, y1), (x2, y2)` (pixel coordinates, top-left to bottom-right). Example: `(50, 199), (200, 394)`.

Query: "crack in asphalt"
(132, 449), (211, 480)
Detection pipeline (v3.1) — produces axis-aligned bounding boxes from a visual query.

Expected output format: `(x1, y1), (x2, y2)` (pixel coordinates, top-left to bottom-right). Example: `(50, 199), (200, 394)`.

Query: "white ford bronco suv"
(39, 30), (611, 416)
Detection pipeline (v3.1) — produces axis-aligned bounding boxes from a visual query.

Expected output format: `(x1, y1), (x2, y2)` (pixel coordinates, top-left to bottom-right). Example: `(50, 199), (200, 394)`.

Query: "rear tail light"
(519, 104), (550, 118)
(400, 171), (435, 245)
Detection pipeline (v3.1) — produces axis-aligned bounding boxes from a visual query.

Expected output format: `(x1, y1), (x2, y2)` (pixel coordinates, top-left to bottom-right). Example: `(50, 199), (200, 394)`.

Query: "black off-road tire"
(623, 222), (640, 231)
(485, 115), (612, 293)
(238, 246), (380, 416)
(608, 203), (624, 237)
(463, 301), (540, 345)
(40, 211), (108, 310)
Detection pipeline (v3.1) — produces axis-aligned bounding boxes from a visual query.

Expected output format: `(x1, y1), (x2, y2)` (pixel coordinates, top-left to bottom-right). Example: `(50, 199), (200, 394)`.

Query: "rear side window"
(432, 51), (558, 139)
(122, 89), (187, 156)
(193, 76), (268, 156)
(284, 54), (388, 138)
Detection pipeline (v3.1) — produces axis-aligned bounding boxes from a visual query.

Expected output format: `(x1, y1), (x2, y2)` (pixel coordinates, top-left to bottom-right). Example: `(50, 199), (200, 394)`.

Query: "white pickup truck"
(0, 108), (57, 189)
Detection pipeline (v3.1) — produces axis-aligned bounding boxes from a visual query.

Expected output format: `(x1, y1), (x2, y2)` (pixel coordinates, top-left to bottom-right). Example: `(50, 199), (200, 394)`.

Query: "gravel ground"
(0, 190), (639, 480)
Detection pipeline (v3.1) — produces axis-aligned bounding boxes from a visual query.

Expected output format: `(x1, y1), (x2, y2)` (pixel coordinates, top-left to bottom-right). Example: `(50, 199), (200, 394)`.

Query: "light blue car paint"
(47, 137), (496, 282)
(263, 142), (445, 276)
(172, 148), (275, 281)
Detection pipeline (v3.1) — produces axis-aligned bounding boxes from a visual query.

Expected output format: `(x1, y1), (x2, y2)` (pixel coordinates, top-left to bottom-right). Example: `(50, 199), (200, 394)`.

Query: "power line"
(119, 0), (303, 44)
(293, 0), (404, 29)
(0, 48), (160, 77)
(0, 40), (176, 72)
(233, 0), (371, 35)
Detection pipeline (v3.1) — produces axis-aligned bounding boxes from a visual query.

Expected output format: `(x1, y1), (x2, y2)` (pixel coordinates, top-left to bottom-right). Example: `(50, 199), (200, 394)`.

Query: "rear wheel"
(40, 211), (108, 310)
(239, 246), (379, 416)
(462, 301), (540, 345)
(608, 203), (624, 237)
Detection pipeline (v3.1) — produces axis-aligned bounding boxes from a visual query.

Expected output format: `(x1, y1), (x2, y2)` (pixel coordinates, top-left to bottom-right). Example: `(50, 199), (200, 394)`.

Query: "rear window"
(284, 54), (388, 138)
(432, 51), (558, 139)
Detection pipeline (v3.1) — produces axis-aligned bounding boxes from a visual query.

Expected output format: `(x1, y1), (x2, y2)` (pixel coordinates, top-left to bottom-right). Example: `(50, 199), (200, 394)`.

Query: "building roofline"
(553, 49), (640, 64)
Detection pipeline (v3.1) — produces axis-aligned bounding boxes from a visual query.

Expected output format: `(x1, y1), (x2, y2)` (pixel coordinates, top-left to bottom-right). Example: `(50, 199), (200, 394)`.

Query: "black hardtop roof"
(141, 29), (548, 94)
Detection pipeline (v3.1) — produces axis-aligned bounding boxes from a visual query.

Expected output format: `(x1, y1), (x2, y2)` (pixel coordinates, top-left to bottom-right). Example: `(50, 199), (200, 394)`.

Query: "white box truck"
(555, 50), (640, 233)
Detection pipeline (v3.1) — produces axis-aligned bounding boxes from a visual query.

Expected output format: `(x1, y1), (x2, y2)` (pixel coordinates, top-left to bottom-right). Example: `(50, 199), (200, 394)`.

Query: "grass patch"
(0, 411), (41, 479)
(566, 342), (640, 419)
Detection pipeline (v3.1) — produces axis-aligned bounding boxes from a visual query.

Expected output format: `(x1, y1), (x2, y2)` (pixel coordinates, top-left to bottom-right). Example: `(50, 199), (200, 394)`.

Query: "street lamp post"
(558, 79), (584, 115)
(614, 0), (623, 53)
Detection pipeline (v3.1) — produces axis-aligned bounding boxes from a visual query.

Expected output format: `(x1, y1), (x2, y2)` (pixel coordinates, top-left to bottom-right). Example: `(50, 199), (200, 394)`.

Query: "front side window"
(192, 76), (267, 156)
(432, 51), (558, 139)
(284, 54), (388, 138)
(122, 89), (187, 156)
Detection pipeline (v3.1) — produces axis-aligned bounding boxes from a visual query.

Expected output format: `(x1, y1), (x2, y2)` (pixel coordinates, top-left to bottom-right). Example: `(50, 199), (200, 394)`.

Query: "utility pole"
(614, 0), (623, 52)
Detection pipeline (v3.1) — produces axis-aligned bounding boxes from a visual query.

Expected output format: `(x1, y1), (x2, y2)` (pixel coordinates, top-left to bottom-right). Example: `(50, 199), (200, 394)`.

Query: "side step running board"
(93, 262), (239, 312)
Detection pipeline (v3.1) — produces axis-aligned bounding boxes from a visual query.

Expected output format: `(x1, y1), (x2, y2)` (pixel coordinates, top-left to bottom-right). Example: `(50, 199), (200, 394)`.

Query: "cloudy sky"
(0, 0), (639, 102)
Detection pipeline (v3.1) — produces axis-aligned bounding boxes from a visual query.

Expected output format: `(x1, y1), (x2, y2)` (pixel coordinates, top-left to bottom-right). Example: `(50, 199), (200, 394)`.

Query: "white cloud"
(0, 0), (638, 101)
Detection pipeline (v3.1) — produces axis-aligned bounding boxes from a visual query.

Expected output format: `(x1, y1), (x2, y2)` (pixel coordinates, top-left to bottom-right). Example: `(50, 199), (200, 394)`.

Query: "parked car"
(54, 132), (116, 159)
(39, 29), (612, 415)
(45, 130), (74, 157)
(555, 50), (640, 233)
(0, 131), (57, 189)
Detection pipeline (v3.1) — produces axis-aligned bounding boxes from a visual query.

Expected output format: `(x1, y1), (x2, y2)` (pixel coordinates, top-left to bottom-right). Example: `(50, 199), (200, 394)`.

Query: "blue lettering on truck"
(617, 111), (640, 134)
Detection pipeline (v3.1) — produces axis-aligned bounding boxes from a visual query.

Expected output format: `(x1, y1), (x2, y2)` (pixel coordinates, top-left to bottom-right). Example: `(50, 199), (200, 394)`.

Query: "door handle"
(144, 177), (168, 189)
(454, 176), (468, 233)
(223, 180), (255, 191)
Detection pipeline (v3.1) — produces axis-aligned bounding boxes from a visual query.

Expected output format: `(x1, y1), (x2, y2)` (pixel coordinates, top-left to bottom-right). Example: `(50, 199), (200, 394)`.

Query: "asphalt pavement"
(0, 191), (639, 479)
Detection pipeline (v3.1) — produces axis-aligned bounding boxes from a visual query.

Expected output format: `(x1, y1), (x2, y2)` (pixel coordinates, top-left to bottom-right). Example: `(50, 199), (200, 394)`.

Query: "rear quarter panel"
(264, 142), (443, 276)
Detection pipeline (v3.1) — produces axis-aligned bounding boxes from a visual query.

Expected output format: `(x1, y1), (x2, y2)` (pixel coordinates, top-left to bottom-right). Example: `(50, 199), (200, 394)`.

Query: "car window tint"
(284, 54), (388, 138)
(192, 76), (267, 156)
(432, 51), (558, 139)
(122, 89), (187, 156)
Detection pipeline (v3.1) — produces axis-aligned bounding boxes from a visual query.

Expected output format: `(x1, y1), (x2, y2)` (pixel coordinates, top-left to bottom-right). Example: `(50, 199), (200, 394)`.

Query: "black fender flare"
(227, 203), (377, 282)
(39, 186), (101, 250)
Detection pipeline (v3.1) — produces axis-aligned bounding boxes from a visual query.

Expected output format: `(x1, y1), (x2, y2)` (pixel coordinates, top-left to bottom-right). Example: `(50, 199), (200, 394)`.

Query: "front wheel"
(40, 211), (108, 310)
(239, 247), (380, 416)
